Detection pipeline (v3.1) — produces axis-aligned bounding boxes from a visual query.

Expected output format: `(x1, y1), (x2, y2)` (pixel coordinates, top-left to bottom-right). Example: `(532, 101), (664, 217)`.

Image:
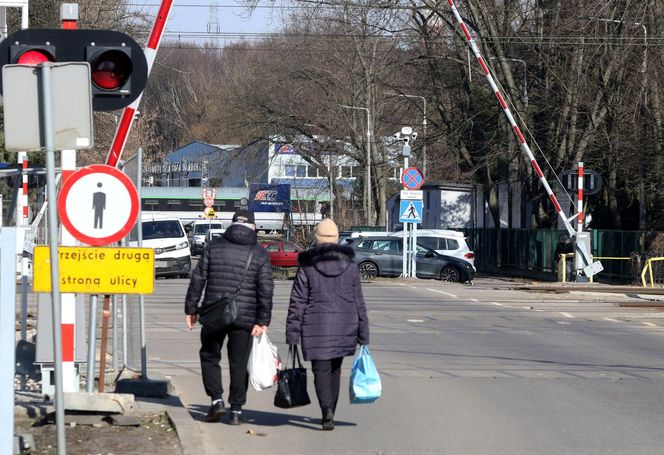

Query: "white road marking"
(469, 298), (478, 302)
(407, 319), (424, 323)
(490, 302), (503, 306)
(604, 317), (621, 323)
(557, 321), (570, 325)
(426, 288), (457, 298)
(641, 322), (658, 328)
(559, 312), (575, 318)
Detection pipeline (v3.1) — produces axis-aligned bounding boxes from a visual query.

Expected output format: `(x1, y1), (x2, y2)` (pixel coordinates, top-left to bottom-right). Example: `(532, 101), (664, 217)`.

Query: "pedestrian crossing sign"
(399, 200), (422, 223)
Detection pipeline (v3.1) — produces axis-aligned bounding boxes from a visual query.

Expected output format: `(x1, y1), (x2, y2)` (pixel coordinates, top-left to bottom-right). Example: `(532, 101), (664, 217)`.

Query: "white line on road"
(469, 298), (478, 302)
(407, 319), (424, 323)
(559, 312), (575, 318)
(641, 322), (658, 328)
(426, 288), (457, 298)
(604, 317), (621, 323)
(490, 302), (503, 306)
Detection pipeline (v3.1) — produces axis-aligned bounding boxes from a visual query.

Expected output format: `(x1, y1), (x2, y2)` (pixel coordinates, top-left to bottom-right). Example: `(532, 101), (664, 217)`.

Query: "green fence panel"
(463, 228), (647, 282)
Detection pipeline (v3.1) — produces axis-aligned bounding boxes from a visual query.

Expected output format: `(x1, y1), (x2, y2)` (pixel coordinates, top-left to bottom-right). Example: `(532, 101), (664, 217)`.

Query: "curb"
(137, 390), (206, 455)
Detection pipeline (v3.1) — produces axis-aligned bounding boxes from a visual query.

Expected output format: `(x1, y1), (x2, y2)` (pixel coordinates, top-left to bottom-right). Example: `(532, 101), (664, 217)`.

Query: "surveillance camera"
(411, 132), (418, 140)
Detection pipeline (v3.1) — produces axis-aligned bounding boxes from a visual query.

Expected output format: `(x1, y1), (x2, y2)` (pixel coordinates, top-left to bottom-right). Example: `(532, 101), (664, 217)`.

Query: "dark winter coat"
(184, 224), (274, 330)
(286, 243), (370, 361)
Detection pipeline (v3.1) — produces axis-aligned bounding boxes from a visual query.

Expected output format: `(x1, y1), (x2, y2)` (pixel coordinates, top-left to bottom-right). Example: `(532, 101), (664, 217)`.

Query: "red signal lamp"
(90, 49), (132, 91)
(16, 49), (54, 65)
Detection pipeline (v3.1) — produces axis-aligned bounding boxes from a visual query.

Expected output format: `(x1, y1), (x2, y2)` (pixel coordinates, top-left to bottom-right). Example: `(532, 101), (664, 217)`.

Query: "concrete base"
(64, 392), (136, 414)
(115, 378), (170, 399)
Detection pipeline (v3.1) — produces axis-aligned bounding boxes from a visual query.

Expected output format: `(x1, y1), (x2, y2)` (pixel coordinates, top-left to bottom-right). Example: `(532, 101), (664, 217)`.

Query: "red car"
(261, 241), (303, 267)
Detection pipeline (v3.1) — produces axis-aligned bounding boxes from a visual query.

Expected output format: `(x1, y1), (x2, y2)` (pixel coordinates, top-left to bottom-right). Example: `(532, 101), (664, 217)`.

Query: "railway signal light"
(0, 28), (147, 111)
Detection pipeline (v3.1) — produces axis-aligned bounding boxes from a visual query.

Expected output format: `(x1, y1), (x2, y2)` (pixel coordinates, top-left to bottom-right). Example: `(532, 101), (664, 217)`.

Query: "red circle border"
(400, 167), (424, 190)
(57, 164), (139, 246)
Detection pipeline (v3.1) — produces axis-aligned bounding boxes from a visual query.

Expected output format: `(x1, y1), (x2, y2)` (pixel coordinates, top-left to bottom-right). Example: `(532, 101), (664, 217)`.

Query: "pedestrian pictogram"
(58, 165), (139, 246)
(400, 167), (424, 190)
(399, 200), (422, 223)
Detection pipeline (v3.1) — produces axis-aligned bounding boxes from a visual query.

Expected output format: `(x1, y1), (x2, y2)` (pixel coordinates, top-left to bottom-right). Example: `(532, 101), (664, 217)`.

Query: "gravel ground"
(15, 411), (183, 455)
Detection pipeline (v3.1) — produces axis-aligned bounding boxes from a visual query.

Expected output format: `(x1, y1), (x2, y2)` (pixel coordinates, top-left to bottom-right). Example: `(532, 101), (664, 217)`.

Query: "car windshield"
(194, 223), (222, 235)
(142, 220), (184, 240)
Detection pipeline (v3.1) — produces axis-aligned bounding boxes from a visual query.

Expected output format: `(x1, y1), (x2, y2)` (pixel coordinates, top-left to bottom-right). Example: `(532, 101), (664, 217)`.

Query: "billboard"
(248, 183), (291, 212)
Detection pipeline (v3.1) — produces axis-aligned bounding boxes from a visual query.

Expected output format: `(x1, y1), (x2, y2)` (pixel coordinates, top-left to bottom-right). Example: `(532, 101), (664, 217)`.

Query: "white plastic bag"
(248, 333), (281, 391)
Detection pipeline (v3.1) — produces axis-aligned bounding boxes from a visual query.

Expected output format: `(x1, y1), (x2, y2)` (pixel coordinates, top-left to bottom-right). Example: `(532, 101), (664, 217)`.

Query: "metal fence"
(464, 228), (648, 283)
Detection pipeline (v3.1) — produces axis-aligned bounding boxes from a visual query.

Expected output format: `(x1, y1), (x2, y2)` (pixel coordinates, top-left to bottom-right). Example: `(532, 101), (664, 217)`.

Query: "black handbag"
(197, 247), (254, 332)
(274, 345), (311, 409)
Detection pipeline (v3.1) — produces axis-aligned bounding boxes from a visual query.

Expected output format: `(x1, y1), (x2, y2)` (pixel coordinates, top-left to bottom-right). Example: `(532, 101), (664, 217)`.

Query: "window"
(340, 166), (352, 178)
(351, 166), (361, 178)
(296, 165), (307, 177)
(356, 240), (372, 250)
(285, 165), (296, 177)
(265, 243), (280, 252)
(446, 239), (459, 250)
(372, 240), (399, 252)
(418, 237), (438, 250)
(283, 242), (301, 253)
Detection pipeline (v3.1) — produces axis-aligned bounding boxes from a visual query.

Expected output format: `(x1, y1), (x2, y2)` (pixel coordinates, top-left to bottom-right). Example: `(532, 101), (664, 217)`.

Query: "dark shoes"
(205, 400), (226, 422)
(321, 408), (335, 431)
(228, 411), (248, 426)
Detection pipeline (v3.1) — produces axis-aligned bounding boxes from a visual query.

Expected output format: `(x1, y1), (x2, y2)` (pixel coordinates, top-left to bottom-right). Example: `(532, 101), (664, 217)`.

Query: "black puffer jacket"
(286, 244), (369, 361)
(184, 224), (274, 330)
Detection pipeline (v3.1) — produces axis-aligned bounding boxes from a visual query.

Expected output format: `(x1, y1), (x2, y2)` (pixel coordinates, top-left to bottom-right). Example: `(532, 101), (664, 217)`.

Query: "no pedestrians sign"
(58, 165), (139, 246)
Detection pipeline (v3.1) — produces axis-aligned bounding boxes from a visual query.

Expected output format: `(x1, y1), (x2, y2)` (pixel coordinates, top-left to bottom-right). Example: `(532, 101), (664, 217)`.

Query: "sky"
(147, 1), (284, 44)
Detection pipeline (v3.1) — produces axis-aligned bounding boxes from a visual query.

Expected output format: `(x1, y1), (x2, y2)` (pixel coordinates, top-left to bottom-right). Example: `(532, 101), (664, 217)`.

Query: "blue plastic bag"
(349, 346), (381, 403)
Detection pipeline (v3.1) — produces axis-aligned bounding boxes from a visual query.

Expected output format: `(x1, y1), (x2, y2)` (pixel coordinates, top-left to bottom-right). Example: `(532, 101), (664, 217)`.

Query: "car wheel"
(440, 265), (460, 282)
(358, 261), (378, 281)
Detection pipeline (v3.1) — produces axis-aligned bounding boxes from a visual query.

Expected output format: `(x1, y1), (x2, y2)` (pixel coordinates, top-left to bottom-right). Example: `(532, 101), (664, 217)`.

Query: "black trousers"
(311, 357), (344, 413)
(199, 326), (253, 406)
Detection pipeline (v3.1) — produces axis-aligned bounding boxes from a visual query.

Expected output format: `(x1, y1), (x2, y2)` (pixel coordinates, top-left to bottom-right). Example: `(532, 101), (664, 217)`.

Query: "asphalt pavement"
(143, 276), (664, 455)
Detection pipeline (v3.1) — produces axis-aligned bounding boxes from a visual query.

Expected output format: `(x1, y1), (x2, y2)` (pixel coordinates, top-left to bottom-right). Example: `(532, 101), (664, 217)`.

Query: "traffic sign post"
(57, 165), (139, 246)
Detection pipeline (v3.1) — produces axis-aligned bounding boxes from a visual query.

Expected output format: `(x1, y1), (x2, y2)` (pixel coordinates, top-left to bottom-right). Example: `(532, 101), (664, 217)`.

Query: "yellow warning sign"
(33, 246), (154, 294)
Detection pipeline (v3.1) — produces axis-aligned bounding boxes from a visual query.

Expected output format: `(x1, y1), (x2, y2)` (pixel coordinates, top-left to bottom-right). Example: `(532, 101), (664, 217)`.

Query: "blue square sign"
(399, 200), (422, 223)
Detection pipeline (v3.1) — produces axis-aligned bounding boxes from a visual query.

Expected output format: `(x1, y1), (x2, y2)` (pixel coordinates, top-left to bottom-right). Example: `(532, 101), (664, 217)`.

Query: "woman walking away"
(286, 219), (370, 430)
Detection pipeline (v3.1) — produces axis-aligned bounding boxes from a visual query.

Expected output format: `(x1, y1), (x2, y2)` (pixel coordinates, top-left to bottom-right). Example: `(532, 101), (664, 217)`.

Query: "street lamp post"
(387, 93), (427, 176)
(340, 104), (372, 225)
(490, 57), (528, 106)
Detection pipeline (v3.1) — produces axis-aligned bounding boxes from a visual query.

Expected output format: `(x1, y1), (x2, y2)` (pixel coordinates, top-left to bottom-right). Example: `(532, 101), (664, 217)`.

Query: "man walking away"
(184, 209), (274, 425)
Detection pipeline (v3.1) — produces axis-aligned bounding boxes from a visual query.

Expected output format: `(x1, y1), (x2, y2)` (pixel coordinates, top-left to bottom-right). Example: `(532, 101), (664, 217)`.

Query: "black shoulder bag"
(274, 345), (311, 409)
(197, 247), (254, 332)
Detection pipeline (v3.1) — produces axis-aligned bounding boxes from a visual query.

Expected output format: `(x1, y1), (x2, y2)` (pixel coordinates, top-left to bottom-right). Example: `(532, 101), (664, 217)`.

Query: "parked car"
(350, 236), (474, 283)
(187, 220), (224, 255)
(389, 229), (475, 270)
(260, 241), (303, 268)
(129, 216), (192, 278)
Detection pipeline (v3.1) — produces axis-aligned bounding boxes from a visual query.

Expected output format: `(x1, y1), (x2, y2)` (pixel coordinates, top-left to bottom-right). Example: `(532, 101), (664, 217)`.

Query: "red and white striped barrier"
(447, 0), (574, 236)
(577, 162), (584, 232)
(106, 0), (174, 167)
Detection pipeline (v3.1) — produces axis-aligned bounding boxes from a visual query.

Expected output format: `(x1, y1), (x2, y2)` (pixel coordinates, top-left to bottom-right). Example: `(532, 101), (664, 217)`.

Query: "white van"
(130, 216), (192, 278)
(187, 220), (225, 255)
(389, 229), (475, 270)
